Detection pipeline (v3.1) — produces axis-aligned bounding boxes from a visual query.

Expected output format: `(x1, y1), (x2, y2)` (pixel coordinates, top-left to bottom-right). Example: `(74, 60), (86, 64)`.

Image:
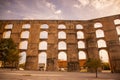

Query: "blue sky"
(0, 0), (120, 20)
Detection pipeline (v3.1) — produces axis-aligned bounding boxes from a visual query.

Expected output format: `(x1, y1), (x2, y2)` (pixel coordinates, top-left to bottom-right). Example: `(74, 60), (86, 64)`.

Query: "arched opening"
(58, 52), (67, 71)
(22, 24), (31, 29)
(38, 52), (47, 71)
(77, 31), (84, 39)
(19, 52), (26, 70)
(3, 31), (11, 38)
(58, 31), (66, 39)
(21, 31), (29, 39)
(40, 24), (49, 29)
(116, 26), (120, 35)
(40, 31), (48, 39)
(78, 51), (87, 71)
(97, 39), (107, 48)
(94, 22), (102, 28)
(96, 29), (104, 38)
(76, 24), (83, 29)
(78, 41), (85, 49)
(99, 50), (110, 71)
(19, 41), (28, 50)
(39, 41), (47, 50)
(5, 24), (13, 29)
(78, 51), (86, 59)
(119, 37), (120, 42)
(58, 41), (67, 50)
(58, 24), (66, 29)
(114, 19), (120, 25)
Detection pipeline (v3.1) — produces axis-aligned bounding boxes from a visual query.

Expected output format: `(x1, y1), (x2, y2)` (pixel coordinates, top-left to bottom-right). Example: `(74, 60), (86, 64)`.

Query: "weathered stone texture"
(0, 14), (120, 72)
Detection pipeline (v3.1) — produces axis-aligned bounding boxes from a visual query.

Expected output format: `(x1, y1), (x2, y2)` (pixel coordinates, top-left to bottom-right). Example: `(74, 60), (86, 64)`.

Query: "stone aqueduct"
(0, 14), (120, 72)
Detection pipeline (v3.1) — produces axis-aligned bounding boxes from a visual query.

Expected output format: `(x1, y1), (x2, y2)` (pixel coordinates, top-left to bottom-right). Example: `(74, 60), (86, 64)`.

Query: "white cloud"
(91, 0), (114, 9)
(55, 10), (62, 14)
(73, 0), (89, 8)
(44, 1), (62, 19)
(78, 0), (89, 6)
(73, 4), (81, 8)
(46, 2), (56, 11)
(7, 10), (12, 13)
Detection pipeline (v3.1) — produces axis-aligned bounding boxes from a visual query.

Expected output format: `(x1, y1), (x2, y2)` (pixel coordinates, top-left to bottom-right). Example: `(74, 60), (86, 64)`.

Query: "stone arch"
(5, 24), (13, 29)
(40, 24), (49, 29)
(78, 41), (85, 48)
(22, 24), (31, 29)
(77, 31), (84, 39)
(96, 29), (104, 38)
(119, 37), (120, 42)
(76, 24), (83, 29)
(19, 41), (28, 50)
(3, 31), (11, 38)
(58, 31), (66, 39)
(58, 52), (67, 61)
(38, 52), (47, 70)
(58, 41), (67, 50)
(99, 49), (109, 62)
(78, 51), (87, 70)
(78, 51), (86, 60)
(94, 22), (102, 28)
(58, 24), (66, 29)
(116, 26), (120, 35)
(114, 19), (120, 25)
(40, 31), (48, 39)
(97, 39), (107, 48)
(19, 52), (26, 64)
(58, 51), (67, 71)
(39, 41), (47, 50)
(21, 31), (29, 39)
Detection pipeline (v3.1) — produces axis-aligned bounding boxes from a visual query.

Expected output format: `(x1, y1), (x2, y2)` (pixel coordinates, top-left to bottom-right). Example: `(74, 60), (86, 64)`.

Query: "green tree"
(85, 58), (102, 78)
(0, 38), (20, 69)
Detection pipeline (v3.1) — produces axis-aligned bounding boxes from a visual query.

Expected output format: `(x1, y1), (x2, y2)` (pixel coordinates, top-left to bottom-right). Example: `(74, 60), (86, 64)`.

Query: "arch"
(94, 22), (102, 28)
(58, 41), (67, 50)
(58, 24), (66, 29)
(116, 26), (120, 35)
(78, 51), (86, 59)
(96, 29), (104, 38)
(38, 52), (47, 70)
(39, 41), (47, 50)
(78, 41), (85, 48)
(77, 31), (84, 39)
(99, 49), (109, 62)
(114, 19), (120, 25)
(3, 31), (11, 38)
(58, 31), (66, 39)
(76, 24), (83, 29)
(22, 24), (30, 29)
(40, 31), (48, 39)
(21, 31), (29, 39)
(19, 52), (26, 64)
(5, 24), (13, 29)
(19, 41), (28, 49)
(119, 37), (120, 42)
(40, 24), (49, 29)
(58, 52), (67, 61)
(97, 39), (107, 48)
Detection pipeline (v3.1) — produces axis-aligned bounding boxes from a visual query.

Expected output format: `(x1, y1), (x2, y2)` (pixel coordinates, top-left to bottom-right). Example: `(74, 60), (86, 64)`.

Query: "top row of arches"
(3, 19), (120, 29)
(4, 24), (83, 30)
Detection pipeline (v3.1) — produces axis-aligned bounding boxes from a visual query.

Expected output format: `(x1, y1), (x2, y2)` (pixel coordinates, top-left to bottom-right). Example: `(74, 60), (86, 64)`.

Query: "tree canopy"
(0, 38), (20, 68)
(85, 58), (102, 78)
